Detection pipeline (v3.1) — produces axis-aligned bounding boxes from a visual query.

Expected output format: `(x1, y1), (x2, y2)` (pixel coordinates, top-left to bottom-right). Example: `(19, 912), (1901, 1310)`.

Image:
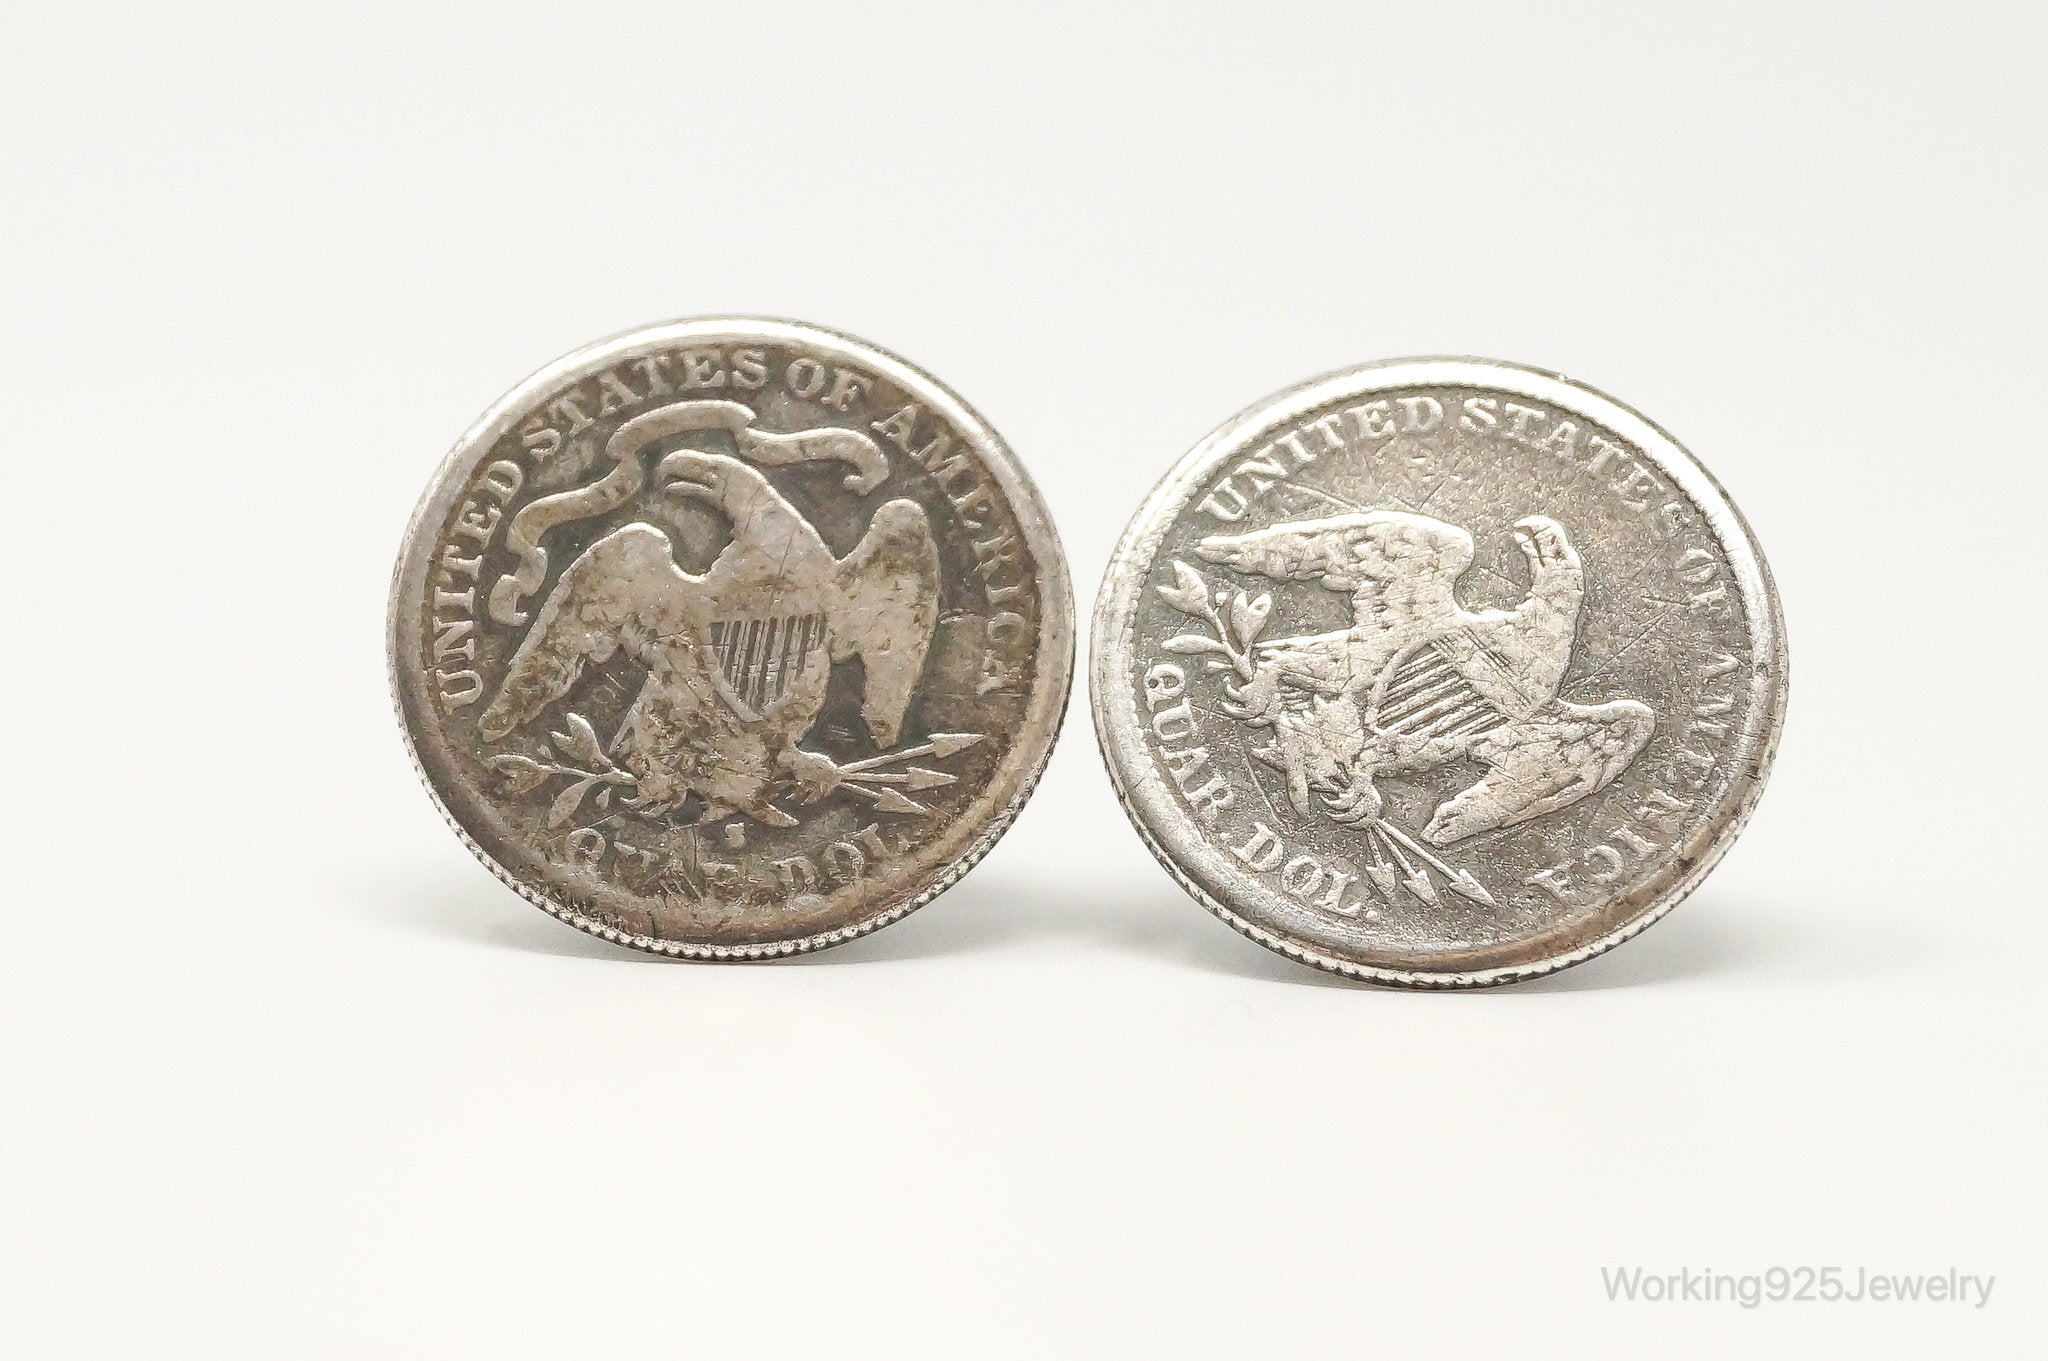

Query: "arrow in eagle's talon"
(838, 733), (985, 775)
(842, 766), (955, 791)
(1363, 828), (1399, 898)
(840, 784), (932, 816)
(1447, 870), (1497, 906)
(1370, 819), (1498, 908)
(1376, 820), (1461, 880)
(1378, 833), (1440, 906)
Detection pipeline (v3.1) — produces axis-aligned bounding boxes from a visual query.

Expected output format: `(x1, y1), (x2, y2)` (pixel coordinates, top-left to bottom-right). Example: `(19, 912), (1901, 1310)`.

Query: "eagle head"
(656, 450), (774, 517)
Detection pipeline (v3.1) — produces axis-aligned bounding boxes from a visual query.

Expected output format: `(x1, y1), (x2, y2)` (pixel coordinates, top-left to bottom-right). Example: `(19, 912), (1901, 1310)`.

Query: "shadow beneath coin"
(850, 876), (1885, 994)
(379, 860), (1180, 967)
(375, 859), (1877, 994)
(1510, 903), (1773, 992)
(384, 855), (1336, 981)
(810, 869), (1362, 987)
(1511, 894), (1894, 992)
(387, 868), (665, 962)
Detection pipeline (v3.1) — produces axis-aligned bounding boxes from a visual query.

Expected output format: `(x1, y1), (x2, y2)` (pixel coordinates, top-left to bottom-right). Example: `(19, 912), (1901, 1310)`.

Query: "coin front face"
(1093, 358), (1785, 986)
(391, 318), (1073, 957)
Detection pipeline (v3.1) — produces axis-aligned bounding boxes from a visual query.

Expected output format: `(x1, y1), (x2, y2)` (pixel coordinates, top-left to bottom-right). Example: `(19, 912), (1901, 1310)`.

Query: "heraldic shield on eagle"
(474, 398), (961, 831)
(1174, 508), (1654, 873)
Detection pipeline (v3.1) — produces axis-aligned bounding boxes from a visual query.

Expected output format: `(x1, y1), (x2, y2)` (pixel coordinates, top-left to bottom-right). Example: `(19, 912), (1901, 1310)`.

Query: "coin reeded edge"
(1090, 356), (1788, 988)
(388, 316), (1076, 960)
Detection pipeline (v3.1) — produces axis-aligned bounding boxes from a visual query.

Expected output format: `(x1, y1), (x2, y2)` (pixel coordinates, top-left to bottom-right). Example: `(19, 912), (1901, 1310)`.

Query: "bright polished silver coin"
(1093, 358), (1785, 987)
(391, 318), (1073, 958)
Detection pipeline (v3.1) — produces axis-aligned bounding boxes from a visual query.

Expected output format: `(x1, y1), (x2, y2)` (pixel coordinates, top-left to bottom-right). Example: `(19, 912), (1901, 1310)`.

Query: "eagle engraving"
(477, 449), (940, 828)
(1195, 509), (1653, 846)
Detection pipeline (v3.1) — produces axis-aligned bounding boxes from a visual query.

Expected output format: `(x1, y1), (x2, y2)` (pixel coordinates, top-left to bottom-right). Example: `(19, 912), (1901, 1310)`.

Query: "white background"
(3, 3), (2041, 1356)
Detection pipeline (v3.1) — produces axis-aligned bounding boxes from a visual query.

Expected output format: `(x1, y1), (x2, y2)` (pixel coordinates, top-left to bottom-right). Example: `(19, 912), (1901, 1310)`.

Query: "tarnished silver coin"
(391, 318), (1073, 958)
(1093, 358), (1785, 987)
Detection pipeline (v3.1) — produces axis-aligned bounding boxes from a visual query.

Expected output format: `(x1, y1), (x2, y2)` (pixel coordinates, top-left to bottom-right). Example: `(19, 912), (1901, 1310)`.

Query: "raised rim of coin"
(1092, 356), (1786, 987)
(391, 316), (1074, 959)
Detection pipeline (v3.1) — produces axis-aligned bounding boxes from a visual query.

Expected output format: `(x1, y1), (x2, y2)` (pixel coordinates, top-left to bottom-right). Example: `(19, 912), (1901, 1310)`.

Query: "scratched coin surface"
(391, 318), (1073, 957)
(1093, 358), (1785, 987)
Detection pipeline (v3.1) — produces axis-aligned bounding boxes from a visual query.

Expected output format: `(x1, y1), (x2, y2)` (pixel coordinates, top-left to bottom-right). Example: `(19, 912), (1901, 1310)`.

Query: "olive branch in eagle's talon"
(1156, 560), (1270, 714)
(484, 712), (638, 828)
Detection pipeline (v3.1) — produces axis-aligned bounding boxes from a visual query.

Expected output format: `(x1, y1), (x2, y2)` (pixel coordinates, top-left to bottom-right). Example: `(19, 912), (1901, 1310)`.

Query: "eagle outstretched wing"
(1197, 511), (1475, 614)
(477, 524), (699, 741)
(829, 498), (939, 747)
(1422, 697), (1656, 845)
